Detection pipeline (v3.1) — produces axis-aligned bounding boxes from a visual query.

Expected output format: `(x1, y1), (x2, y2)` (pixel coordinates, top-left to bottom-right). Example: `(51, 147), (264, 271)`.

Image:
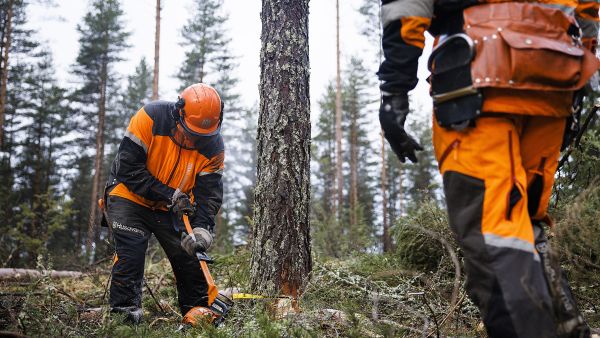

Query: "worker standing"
(102, 83), (225, 324)
(378, 1), (599, 337)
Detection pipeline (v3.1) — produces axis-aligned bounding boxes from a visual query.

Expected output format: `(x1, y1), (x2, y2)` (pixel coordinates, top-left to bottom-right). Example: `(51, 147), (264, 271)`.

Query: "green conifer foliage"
(312, 83), (343, 257)
(342, 57), (377, 252)
(176, 0), (229, 88)
(71, 0), (129, 259)
(176, 0), (251, 251)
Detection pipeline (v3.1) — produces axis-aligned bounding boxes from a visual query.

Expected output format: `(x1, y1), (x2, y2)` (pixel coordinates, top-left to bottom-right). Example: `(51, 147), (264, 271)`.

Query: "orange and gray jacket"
(378, 0), (600, 116)
(106, 101), (224, 232)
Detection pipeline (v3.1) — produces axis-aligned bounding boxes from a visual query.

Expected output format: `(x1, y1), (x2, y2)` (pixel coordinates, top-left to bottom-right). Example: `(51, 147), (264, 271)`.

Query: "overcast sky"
(27, 0), (432, 122)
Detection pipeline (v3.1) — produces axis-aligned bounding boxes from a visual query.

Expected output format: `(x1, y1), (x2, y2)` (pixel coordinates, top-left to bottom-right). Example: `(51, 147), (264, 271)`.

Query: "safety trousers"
(106, 196), (208, 319)
(432, 115), (586, 338)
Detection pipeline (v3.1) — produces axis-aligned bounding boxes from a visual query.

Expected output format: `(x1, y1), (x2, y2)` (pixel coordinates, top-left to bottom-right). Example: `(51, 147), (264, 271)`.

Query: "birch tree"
(251, 0), (311, 298)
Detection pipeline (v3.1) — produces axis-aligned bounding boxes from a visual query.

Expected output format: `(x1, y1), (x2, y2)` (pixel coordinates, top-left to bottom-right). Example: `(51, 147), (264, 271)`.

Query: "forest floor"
(1, 247), (599, 338)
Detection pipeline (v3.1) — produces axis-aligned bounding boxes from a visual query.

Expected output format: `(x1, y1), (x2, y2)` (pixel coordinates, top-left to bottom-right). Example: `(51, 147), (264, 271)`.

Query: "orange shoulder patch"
(400, 16), (431, 49)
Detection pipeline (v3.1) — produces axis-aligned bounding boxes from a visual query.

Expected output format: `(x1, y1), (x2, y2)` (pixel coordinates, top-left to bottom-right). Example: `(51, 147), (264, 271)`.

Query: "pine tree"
(0, 0), (14, 149)
(176, 0), (228, 88)
(358, 0), (392, 252)
(71, 0), (129, 260)
(175, 0), (245, 251)
(334, 0), (343, 222)
(0, 0), (44, 265)
(251, 0), (311, 298)
(342, 57), (377, 252)
(312, 83), (343, 257)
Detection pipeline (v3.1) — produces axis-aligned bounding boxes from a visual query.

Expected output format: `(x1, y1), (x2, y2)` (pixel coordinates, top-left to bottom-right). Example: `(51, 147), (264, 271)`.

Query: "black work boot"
(533, 222), (590, 338)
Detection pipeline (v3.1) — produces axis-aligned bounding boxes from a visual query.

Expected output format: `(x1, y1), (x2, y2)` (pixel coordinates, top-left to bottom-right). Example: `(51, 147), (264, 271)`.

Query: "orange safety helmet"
(175, 83), (223, 137)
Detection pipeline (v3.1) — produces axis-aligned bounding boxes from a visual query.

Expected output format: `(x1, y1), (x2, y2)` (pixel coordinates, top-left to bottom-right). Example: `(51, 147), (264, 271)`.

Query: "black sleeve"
(190, 172), (223, 233)
(112, 137), (175, 202)
(378, 20), (423, 94)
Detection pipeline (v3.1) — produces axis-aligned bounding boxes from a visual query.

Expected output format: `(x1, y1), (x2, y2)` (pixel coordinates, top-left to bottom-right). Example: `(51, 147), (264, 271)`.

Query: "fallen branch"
(0, 268), (83, 280)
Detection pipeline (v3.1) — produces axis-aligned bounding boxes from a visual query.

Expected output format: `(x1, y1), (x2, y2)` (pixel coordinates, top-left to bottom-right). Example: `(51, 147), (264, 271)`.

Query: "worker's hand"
(379, 93), (423, 163)
(181, 228), (213, 256)
(170, 189), (195, 220)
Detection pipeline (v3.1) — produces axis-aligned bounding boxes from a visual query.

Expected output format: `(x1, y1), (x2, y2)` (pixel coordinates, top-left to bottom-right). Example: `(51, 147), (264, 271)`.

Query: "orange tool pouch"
(430, 2), (599, 129)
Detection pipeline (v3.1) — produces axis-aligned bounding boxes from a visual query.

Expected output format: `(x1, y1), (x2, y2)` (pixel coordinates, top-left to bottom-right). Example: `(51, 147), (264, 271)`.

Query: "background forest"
(0, 0), (599, 337)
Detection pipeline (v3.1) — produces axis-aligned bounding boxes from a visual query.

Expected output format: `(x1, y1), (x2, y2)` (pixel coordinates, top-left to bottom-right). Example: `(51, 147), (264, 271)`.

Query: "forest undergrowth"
(1, 187), (599, 337)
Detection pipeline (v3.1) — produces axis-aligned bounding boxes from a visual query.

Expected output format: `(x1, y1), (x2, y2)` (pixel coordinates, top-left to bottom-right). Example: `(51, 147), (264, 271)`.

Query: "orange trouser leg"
(432, 115), (557, 338)
(519, 116), (564, 224)
(520, 117), (588, 334)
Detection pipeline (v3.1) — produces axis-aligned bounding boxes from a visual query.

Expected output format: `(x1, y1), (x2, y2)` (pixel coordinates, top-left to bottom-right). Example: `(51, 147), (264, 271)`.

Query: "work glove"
(169, 189), (195, 220)
(379, 93), (423, 163)
(181, 227), (213, 256)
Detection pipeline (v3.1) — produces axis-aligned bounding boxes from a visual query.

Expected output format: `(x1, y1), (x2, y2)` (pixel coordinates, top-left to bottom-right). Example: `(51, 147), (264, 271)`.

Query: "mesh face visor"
(170, 123), (217, 151)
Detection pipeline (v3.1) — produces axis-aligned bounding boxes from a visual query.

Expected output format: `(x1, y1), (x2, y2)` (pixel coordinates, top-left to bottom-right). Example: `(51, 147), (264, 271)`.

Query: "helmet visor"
(171, 123), (217, 150)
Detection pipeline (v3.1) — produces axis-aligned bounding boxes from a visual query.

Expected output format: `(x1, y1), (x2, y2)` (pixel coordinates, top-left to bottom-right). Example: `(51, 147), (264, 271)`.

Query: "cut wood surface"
(0, 268), (83, 280)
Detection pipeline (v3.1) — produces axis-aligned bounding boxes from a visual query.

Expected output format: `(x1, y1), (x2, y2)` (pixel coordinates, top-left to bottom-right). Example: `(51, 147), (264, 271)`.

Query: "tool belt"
(429, 2), (599, 129)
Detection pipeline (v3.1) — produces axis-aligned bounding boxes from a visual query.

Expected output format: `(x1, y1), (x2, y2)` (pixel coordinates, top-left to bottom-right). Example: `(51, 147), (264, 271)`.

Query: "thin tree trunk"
(377, 0), (392, 252)
(251, 0), (311, 300)
(0, 0), (14, 150)
(152, 0), (160, 100)
(86, 60), (108, 261)
(398, 165), (403, 217)
(381, 131), (391, 252)
(31, 121), (42, 244)
(349, 107), (358, 233)
(334, 0), (343, 222)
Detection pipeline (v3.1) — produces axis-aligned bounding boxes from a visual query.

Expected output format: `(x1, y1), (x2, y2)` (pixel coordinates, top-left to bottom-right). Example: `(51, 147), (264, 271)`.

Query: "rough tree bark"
(334, 0), (343, 221)
(86, 59), (108, 260)
(0, 0), (14, 150)
(250, 0), (311, 300)
(152, 0), (160, 100)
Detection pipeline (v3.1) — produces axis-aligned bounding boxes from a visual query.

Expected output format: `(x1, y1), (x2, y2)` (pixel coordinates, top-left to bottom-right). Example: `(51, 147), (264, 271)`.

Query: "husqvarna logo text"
(112, 221), (145, 236)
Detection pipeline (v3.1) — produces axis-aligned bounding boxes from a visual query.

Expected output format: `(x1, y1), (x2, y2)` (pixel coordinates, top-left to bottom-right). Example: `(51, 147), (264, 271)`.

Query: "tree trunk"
(334, 0), (343, 222)
(152, 0), (160, 100)
(86, 59), (108, 261)
(251, 0), (311, 300)
(0, 268), (83, 280)
(381, 131), (391, 252)
(0, 0), (14, 150)
(398, 165), (403, 217)
(349, 106), (358, 234)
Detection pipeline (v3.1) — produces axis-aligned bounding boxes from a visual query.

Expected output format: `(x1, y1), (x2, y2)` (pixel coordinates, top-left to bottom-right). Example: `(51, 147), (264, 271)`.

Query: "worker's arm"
(113, 108), (175, 202)
(190, 151), (224, 233)
(378, 0), (434, 93)
(575, 0), (600, 52)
